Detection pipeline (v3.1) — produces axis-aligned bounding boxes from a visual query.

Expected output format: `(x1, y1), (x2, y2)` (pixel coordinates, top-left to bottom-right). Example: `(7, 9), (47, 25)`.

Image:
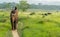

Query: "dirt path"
(12, 30), (19, 37)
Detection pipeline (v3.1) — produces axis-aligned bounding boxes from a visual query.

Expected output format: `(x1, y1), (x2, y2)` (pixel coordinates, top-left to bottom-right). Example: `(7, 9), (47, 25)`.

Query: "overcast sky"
(0, 0), (60, 5)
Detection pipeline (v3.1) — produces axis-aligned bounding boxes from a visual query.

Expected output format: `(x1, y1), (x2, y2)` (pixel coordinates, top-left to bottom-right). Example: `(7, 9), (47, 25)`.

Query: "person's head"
(15, 6), (17, 10)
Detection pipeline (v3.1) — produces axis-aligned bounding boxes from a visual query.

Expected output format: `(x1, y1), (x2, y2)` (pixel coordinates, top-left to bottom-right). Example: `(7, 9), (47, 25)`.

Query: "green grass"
(18, 12), (60, 37)
(0, 11), (60, 37)
(0, 11), (12, 37)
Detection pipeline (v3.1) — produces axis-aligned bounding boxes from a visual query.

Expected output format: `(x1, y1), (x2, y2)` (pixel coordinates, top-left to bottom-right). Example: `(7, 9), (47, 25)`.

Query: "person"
(10, 6), (18, 30)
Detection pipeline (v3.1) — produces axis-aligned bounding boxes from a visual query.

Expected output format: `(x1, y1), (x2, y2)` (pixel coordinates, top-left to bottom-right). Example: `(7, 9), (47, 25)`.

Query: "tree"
(19, 0), (29, 11)
(5, 3), (11, 9)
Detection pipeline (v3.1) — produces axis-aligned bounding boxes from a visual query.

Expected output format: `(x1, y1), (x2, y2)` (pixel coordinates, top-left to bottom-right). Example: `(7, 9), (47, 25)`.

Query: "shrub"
(38, 20), (44, 24)
(30, 12), (35, 15)
(0, 18), (7, 23)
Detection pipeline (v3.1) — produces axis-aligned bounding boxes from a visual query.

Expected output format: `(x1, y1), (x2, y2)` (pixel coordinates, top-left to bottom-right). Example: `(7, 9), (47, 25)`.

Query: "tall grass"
(0, 11), (12, 37)
(18, 12), (60, 37)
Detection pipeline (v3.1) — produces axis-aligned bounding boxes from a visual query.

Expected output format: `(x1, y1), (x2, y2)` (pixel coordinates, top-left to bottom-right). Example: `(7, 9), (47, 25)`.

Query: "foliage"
(17, 11), (60, 37)
(0, 11), (12, 37)
(19, 1), (29, 11)
(1, 10), (60, 37)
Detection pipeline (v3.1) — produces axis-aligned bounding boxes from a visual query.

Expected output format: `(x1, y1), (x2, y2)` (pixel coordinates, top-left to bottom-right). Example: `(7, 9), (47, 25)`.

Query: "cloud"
(0, 0), (60, 5)
(0, 0), (20, 3)
(27, 0), (60, 5)
(27, 0), (60, 2)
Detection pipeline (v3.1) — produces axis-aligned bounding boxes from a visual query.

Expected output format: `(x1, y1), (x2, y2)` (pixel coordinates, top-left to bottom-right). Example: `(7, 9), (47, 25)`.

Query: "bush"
(0, 18), (7, 23)
(38, 20), (44, 24)
(30, 12), (35, 15)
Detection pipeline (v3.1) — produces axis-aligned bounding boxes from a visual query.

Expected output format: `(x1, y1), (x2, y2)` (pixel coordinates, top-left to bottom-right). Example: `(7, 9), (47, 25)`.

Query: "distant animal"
(42, 13), (52, 18)
(47, 13), (51, 15)
(10, 7), (18, 30)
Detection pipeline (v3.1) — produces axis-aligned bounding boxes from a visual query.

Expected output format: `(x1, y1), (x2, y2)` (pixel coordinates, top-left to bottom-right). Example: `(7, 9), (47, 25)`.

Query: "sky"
(27, 0), (60, 5)
(0, 0), (60, 5)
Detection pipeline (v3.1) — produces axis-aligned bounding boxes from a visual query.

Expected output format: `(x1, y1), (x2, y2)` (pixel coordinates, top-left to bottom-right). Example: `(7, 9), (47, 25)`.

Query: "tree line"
(0, 1), (60, 11)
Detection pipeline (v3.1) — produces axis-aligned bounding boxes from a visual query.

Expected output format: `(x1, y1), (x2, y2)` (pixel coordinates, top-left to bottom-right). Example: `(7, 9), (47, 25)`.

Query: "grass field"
(0, 10), (60, 37)
(18, 11), (60, 37)
(0, 11), (12, 37)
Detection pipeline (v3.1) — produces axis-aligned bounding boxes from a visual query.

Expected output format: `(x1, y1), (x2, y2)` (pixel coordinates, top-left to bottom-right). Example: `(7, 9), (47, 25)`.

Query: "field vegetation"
(17, 11), (60, 37)
(0, 10), (60, 37)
